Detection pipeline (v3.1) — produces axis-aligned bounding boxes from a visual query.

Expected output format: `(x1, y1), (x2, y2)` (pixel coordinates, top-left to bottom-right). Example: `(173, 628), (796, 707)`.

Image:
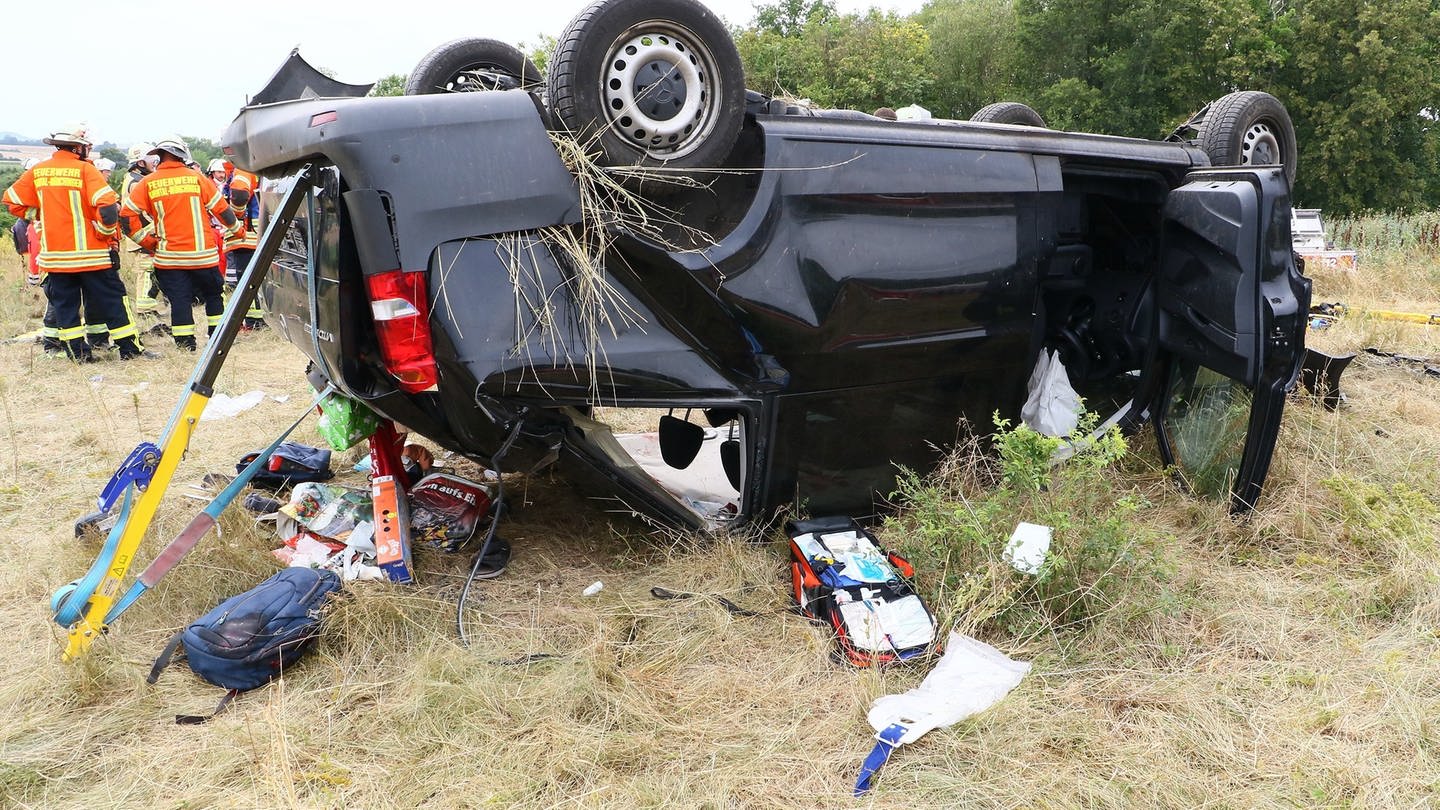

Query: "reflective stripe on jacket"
(122, 164), (238, 270)
(2, 150), (119, 273)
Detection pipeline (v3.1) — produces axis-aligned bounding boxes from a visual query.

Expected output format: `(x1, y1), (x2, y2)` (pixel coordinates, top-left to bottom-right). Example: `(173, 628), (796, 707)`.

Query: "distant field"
(0, 144), (51, 165)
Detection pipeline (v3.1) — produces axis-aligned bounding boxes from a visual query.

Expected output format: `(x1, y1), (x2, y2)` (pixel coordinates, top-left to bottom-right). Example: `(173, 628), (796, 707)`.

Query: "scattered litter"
(276, 534), (346, 568)
(409, 472), (494, 552)
(1004, 522), (1052, 574)
(201, 390), (265, 421)
(243, 493), (283, 514)
(271, 394), (290, 404)
(895, 103), (931, 120)
(315, 388), (381, 450)
(857, 631), (1030, 795)
(281, 482), (371, 540)
(1021, 349), (1081, 437)
(583, 581), (604, 596)
(1365, 346), (1440, 378)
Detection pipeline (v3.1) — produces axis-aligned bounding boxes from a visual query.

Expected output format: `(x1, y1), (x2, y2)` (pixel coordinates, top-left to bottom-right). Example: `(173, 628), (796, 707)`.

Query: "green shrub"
(889, 413), (1167, 638)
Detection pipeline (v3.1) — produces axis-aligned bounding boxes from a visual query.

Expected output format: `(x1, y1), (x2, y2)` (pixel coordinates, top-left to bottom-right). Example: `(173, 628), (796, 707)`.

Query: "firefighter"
(220, 159), (266, 330)
(3, 125), (146, 362)
(122, 143), (161, 315)
(120, 138), (243, 351)
(80, 157), (138, 352)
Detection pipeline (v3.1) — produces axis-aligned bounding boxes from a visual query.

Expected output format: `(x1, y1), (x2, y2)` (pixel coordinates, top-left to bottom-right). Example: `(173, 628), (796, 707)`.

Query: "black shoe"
(120, 350), (162, 361)
(241, 318), (268, 332)
(467, 536), (512, 580)
(87, 337), (110, 350)
(174, 337), (197, 352)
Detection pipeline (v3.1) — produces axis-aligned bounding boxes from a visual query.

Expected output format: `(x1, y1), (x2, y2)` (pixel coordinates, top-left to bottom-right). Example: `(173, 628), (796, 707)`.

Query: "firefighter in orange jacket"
(121, 138), (242, 351)
(218, 159), (265, 329)
(3, 125), (146, 362)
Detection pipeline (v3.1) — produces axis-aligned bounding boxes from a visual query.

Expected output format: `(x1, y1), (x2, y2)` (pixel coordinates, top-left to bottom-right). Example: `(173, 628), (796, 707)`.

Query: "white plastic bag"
(867, 631), (1030, 744)
(1021, 349), (1082, 437)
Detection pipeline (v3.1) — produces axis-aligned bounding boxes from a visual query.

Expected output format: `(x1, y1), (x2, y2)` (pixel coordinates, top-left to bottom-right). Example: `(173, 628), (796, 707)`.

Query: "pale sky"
(4, 0), (927, 147)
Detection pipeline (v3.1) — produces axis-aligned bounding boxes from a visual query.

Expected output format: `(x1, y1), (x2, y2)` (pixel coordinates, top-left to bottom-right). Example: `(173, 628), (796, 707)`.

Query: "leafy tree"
(754, 0), (837, 36)
(1271, 0), (1440, 212)
(917, 0), (1023, 119)
(98, 145), (125, 166)
(183, 136), (222, 170)
(369, 74), (406, 97)
(525, 36), (558, 74)
(0, 165), (19, 232)
(737, 6), (932, 112)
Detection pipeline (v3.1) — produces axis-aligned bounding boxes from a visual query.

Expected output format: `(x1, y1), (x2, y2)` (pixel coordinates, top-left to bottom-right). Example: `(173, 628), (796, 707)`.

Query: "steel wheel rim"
(1241, 121), (1281, 168)
(601, 22), (720, 159)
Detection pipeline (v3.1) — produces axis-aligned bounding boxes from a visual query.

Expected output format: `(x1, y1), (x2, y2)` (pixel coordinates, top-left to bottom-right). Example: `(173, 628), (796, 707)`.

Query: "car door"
(1152, 166), (1311, 512)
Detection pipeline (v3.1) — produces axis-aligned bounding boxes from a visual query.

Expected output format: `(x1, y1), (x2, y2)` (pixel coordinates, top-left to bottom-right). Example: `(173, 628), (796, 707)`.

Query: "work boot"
(41, 337), (64, 355)
(174, 336), (197, 352)
(241, 318), (268, 332)
(119, 339), (160, 361)
(87, 335), (110, 350)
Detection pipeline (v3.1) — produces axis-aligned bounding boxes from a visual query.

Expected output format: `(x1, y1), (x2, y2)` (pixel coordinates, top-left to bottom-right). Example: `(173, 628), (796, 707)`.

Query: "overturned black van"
(222, 0), (1309, 530)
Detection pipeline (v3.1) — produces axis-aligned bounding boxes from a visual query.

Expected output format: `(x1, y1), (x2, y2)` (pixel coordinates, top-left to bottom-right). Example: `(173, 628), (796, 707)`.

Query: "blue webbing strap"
(854, 722), (908, 796)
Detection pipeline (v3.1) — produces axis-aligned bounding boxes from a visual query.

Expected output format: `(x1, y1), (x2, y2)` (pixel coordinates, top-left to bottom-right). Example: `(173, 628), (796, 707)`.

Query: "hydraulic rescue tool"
(52, 164), (316, 662)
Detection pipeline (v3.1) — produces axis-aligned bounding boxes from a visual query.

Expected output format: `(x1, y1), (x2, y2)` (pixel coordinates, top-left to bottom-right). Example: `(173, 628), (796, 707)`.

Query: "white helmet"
(126, 142), (154, 166)
(44, 123), (93, 147)
(94, 157), (116, 172)
(207, 158), (228, 174)
(148, 136), (192, 164)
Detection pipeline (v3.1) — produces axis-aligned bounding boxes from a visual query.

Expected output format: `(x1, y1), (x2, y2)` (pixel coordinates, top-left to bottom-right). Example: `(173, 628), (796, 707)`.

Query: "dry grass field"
(0, 231), (1438, 808)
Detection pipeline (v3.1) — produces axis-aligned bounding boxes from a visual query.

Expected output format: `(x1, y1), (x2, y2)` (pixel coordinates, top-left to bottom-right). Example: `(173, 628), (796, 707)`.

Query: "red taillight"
(365, 270), (438, 393)
(309, 111), (338, 127)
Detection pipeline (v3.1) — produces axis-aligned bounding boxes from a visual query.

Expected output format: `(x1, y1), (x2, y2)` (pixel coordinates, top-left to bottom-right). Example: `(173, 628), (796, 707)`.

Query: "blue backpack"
(148, 567), (342, 723)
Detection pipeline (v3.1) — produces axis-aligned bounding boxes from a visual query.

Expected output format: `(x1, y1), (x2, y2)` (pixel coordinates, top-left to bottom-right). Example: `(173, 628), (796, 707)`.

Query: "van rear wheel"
(546, 0), (746, 187)
(1195, 91), (1297, 186)
(970, 102), (1047, 127)
(404, 38), (543, 95)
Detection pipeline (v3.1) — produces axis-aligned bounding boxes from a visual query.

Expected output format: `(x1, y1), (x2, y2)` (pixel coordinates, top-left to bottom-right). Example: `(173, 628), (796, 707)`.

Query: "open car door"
(1153, 166), (1311, 512)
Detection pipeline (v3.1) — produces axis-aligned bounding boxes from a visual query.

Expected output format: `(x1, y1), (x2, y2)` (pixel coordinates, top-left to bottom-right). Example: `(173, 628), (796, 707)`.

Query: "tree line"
(734, 0), (1440, 215)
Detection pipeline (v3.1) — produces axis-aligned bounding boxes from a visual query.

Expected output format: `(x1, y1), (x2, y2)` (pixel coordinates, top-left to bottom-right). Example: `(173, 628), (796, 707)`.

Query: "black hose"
(456, 409), (529, 646)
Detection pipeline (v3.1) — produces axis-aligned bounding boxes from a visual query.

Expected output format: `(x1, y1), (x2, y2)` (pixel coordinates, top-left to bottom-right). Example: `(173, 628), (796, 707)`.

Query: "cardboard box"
(371, 474), (413, 584)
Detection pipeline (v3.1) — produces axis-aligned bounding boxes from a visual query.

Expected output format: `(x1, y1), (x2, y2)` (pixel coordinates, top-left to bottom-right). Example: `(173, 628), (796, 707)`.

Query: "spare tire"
(1195, 90), (1296, 187)
(547, 0), (746, 176)
(970, 102), (1047, 127)
(404, 38), (543, 95)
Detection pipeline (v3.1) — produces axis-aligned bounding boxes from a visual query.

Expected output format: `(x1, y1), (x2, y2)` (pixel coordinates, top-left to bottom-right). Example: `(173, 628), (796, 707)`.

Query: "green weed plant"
(889, 412), (1166, 639)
